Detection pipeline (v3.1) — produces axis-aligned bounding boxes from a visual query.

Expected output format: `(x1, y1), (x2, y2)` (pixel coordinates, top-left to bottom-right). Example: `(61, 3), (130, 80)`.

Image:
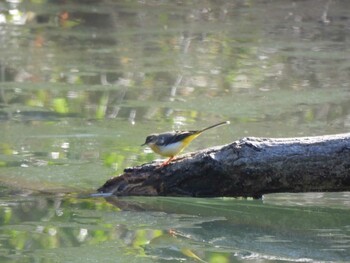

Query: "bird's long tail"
(198, 121), (230, 133)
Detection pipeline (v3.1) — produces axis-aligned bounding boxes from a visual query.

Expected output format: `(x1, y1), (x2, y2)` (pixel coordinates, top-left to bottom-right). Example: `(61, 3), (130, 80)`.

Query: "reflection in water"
(0, 192), (349, 262)
(0, 0), (350, 262)
(0, 192), (154, 262)
(0, 0), (350, 127)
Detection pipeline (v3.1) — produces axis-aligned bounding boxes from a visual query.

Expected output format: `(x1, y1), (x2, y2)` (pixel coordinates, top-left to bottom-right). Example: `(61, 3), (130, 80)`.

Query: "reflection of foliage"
(53, 98), (69, 114)
(1, 194), (235, 262)
(104, 152), (125, 170)
(0, 0), (349, 128)
(0, 189), (349, 261)
(0, 195), (161, 261)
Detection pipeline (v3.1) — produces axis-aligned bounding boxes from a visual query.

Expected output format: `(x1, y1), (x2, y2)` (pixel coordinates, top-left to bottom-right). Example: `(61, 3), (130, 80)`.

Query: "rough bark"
(98, 133), (350, 198)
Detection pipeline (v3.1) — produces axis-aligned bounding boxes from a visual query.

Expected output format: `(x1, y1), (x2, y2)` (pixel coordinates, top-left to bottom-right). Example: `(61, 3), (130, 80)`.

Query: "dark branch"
(98, 133), (350, 198)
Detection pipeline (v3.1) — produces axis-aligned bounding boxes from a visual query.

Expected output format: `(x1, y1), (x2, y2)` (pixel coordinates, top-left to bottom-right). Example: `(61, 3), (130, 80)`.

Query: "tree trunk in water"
(98, 133), (350, 198)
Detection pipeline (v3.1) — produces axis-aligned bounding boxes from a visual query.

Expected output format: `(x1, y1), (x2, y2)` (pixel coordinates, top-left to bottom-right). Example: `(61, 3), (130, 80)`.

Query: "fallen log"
(98, 133), (350, 198)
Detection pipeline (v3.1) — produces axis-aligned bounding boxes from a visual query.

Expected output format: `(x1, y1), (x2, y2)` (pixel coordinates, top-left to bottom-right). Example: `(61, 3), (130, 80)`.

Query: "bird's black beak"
(141, 142), (146, 146)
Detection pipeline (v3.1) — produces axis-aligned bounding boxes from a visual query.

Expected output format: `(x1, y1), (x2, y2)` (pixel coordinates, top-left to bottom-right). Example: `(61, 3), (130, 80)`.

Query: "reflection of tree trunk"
(98, 133), (350, 199)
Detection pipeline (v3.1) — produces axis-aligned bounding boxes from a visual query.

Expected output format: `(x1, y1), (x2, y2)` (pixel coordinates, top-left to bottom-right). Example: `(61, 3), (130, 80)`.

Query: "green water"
(0, 193), (349, 262)
(0, 0), (350, 262)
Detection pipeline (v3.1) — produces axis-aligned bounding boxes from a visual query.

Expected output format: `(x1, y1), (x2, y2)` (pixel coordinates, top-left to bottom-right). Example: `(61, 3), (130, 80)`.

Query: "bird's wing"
(158, 131), (197, 146)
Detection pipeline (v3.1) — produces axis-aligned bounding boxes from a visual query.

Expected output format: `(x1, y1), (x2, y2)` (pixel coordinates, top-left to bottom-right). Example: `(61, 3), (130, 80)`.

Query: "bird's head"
(141, 134), (158, 146)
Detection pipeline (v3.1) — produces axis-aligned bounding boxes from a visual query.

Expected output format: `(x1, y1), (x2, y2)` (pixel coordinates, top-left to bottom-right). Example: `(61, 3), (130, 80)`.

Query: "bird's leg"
(160, 156), (175, 167)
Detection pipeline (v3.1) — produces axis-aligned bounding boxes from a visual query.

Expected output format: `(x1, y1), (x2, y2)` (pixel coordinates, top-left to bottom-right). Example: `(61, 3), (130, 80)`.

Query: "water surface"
(0, 0), (350, 262)
(0, 191), (349, 262)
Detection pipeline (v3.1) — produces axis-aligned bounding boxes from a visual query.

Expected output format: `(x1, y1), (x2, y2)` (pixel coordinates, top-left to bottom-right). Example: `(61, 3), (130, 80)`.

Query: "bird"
(141, 121), (230, 166)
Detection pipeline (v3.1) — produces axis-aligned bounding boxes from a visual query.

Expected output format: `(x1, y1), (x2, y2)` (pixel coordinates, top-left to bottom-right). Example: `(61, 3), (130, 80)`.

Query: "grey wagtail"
(141, 121), (230, 166)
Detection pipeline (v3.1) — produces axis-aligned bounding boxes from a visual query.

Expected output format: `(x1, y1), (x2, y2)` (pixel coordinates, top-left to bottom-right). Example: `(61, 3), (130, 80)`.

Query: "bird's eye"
(147, 135), (156, 143)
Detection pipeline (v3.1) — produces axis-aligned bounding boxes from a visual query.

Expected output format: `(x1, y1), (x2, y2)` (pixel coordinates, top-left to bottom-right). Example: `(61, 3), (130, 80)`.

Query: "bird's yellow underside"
(149, 132), (201, 157)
